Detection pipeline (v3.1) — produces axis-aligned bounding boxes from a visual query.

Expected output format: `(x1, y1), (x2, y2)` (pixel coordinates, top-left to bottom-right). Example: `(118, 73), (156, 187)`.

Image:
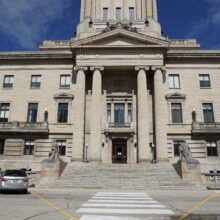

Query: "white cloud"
(0, 0), (73, 50)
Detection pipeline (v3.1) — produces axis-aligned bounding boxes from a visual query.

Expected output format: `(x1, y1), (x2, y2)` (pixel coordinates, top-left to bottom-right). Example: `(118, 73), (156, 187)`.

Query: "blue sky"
(0, 0), (219, 52)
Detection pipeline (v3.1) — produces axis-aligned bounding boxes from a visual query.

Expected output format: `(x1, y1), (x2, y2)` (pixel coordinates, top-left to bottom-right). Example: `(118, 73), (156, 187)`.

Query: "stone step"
(40, 162), (200, 190)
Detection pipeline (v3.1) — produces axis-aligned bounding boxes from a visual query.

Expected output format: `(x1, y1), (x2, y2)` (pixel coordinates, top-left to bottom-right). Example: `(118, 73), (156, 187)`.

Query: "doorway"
(112, 139), (127, 163)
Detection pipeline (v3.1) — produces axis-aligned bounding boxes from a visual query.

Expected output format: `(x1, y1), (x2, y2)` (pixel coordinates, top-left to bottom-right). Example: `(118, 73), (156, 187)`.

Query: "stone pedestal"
(39, 159), (66, 185)
(174, 159), (202, 186)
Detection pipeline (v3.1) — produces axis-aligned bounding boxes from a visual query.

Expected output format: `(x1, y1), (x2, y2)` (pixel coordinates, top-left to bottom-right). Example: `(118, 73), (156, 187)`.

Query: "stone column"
(142, 0), (147, 20)
(136, 66), (151, 163)
(153, 66), (168, 162)
(152, 0), (158, 21)
(89, 67), (104, 162)
(146, 0), (153, 18)
(80, 0), (85, 21)
(72, 67), (87, 161)
(136, 0), (142, 20)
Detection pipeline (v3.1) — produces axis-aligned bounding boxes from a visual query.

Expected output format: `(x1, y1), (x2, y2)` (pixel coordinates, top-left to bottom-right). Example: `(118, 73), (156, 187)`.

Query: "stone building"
(0, 0), (219, 174)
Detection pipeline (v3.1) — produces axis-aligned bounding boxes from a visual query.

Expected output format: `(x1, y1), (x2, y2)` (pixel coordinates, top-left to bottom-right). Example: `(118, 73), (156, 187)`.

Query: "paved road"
(0, 189), (219, 220)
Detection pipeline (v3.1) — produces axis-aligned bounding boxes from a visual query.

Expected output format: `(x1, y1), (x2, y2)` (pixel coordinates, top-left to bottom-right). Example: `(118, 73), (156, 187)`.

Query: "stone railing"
(171, 39), (198, 45)
(0, 121), (49, 133)
(202, 173), (220, 188)
(192, 121), (220, 134)
(108, 122), (131, 128)
(41, 40), (70, 47)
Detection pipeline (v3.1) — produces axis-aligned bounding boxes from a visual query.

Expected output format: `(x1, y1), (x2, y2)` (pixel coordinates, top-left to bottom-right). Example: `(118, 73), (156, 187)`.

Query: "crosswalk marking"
(78, 208), (174, 215)
(82, 203), (165, 208)
(79, 215), (141, 220)
(88, 199), (158, 203)
(77, 192), (174, 219)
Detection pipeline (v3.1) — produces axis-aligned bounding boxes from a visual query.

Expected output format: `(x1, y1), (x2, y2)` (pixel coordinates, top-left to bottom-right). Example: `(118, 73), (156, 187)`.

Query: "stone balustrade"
(0, 121), (49, 133)
(192, 121), (220, 134)
(202, 173), (220, 188)
(171, 39), (198, 45)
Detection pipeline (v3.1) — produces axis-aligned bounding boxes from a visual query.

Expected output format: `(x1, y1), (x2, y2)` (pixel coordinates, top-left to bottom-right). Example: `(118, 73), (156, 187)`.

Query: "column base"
(71, 158), (84, 162)
(138, 159), (151, 163)
(89, 158), (102, 163)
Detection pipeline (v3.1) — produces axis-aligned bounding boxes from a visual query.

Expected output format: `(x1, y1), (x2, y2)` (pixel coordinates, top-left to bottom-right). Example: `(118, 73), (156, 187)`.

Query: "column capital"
(135, 66), (150, 71)
(151, 66), (166, 73)
(74, 66), (88, 72)
(90, 66), (104, 72)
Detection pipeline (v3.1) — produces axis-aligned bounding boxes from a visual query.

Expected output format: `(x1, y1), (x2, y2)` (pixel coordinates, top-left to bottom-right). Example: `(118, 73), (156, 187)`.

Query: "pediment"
(54, 93), (74, 101)
(165, 92), (186, 100)
(72, 29), (170, 47)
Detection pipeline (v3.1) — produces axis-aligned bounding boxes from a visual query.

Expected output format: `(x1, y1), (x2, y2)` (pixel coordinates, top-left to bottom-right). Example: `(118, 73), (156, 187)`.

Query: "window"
(199, 74), (211, 88)
(171, 103), (183, 123)
(203, 103), (214, 123)
(207, 141), (218, 156)
(60, 75), (71, 88)
(116, 7), (122, 21)
(31, 75), (41, 88)
(0, 103), (10, 122)
(58, 103), (68, 123)
(24, 140), (35, 155)
(114, 103), (125, 124)
(107, 103), (111, 123)
(173, 141), (185, 157)
(103, 8), (109, 21)
(27, 103), (38, 123)
(129, 7), (135, 20)
(0, 140), (5, 155)
(128, 103), (132, 123)
(169, 74), (180, 89)
(57, 140), (66, 156)
(3, 75), (14, 88)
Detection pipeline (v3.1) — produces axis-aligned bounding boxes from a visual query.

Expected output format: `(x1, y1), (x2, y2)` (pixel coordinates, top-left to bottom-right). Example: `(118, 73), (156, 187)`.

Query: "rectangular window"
(103, 8), (109, 21)
(107, 103), (111, 123)
(58, 103), (68, 123)
(129, 7), (135, 20)
(0, 103), (10, 122)
(171, 103), (183, 123)
(24, 140), (35, 155)
(60, 75), (71, 88)
(0, 140), (5, 155)
(31, 75), (41, 88)
(3, 75), (14, 88)
(207, 141), (218, 156)
(57, 140), (66, 156)
(114, 103), (125, 124)
(169, 74), (180, 89)
(128, 103), (132, 123)
(173, 141), (185, 157)
(199, 74), (211, 88)
(116, 7), (122, 21)
(27, 103), (38, 123)
(203, 103), (214, 123)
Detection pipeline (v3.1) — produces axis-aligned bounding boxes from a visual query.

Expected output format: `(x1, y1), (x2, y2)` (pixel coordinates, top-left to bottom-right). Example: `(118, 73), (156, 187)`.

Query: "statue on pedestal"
(179, 143), (193, 160)
(49, 141), (59, 160)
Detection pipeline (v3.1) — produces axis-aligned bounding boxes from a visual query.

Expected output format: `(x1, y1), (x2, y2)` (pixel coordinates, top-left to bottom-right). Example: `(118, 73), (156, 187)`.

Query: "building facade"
(0, 0), (220, 173)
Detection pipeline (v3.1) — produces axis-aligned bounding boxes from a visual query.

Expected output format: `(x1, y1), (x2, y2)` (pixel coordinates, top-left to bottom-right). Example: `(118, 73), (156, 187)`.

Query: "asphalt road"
(0, 188), (219, 220)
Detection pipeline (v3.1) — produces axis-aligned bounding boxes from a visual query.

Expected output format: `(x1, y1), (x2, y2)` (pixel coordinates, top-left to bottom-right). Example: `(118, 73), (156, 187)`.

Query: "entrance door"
(112, 140), (127, 163)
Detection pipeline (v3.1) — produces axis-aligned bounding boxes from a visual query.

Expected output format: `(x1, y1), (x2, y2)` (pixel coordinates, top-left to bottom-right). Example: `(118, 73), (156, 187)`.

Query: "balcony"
(192, 121), (220, 134)
(0, 121), (49, 134)
(104, 122), (134, 134)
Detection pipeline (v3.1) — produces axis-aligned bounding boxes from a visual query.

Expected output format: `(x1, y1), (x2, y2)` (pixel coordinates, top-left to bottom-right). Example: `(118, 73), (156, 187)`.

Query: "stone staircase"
(44, 162), (200, 190)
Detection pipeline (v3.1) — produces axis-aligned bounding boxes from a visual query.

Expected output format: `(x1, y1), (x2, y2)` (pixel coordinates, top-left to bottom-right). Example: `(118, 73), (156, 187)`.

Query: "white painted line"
(77, 208), (174, 215)
(88, 199), (158, 204)
(79, 215), (141, 220)
(95, 194), (150, 198)
(92, 197), (153, 200)
(96, 192), (147, 195)
(82, 203), (165, 208)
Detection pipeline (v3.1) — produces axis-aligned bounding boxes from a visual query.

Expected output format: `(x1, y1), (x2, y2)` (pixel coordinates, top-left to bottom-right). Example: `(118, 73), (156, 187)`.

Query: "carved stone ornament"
(103, 22), (137, 33)
(54, 93), (74, 101)
(135, 66), (150, 71)
(90, 66), (104, 72)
